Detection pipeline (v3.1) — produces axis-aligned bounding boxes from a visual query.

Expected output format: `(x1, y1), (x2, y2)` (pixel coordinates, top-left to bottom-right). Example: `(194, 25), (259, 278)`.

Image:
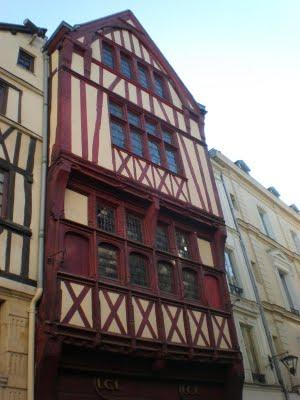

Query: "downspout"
(220, 171), (289, 400)
(27, 51), (49, 400)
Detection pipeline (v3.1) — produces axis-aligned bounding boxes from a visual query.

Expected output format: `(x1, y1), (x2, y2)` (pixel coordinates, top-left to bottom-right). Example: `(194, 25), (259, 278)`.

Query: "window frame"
(0, 80), (8, 115)
(101, 41), (116, 70)
(97, 241), (120, 281)
(17, 48), (35, 72)
(108, 97), (183, 175)
(224, 248), (242, 295)
(128, 250), (150, 288)
(156, 259), (176, 295)
(181, 266), (200, 300)
(258, 207), (274, 239)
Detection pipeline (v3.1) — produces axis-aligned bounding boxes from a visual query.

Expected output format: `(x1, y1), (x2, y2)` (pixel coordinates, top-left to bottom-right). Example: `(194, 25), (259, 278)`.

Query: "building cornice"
(262, 301), (300, 322)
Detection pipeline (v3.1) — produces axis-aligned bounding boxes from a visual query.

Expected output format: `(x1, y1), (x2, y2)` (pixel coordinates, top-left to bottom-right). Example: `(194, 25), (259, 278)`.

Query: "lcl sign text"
(95, 377), (119, 392)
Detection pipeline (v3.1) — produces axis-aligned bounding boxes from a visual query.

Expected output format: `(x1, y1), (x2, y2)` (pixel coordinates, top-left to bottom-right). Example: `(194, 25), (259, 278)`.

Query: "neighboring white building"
(210, 149), (300, 400)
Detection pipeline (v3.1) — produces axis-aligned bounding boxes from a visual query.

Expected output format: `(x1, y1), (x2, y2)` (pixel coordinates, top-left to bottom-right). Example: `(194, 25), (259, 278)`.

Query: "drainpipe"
(27, 51), (49, 400)
(220, 171), (289, 400)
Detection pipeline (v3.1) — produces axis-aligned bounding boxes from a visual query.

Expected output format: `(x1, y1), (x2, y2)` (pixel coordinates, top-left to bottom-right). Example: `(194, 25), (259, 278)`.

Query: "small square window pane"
(126, 213), (143, 242)
(109, 102), (123, 118)
(162, 131), (172, 144)
(131, 130), (143, 157)
(128, 111), (140, 127)
(149, 141), (161, 165)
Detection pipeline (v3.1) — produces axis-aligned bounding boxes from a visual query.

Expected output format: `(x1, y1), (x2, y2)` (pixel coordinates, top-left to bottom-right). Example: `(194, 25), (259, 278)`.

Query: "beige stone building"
(210, 149), (300, 400)
(0, 20), (46, 400)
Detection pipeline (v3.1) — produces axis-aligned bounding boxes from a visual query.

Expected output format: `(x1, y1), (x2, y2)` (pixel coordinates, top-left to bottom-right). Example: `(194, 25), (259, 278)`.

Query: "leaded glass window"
(126, 213), (143, 242)
(111, 122), (125, 148)
(166, 149), (178, 173)
(157, 262), (173, 293)
(130, 253), (148, 286)
(102, 43), (114, 69)
(120, 54), (132, 79)
(149, 141), (161, 165)
(176, 230), (191, 259)
(97, 204), (115, 233)
(156, 225), (169, 252)
(137, 63), (149, 88)
(131, 130), (143, 157)
(182, 269), (198, 299)
(98, 244), (118, 279)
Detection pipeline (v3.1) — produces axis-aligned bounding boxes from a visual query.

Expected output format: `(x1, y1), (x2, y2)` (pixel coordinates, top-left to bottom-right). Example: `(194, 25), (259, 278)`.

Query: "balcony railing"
(229, 284), (243, 297)
(252, 373), (266, 384)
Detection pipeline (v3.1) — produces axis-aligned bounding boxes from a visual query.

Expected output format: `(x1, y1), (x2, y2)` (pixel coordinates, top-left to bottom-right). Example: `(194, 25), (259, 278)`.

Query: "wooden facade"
(37, 11), (244, 400)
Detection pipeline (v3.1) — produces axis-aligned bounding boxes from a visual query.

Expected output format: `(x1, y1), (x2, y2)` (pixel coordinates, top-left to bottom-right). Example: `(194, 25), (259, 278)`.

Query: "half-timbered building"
(0, 19), (46, 399)
(37, 11), (244, 400)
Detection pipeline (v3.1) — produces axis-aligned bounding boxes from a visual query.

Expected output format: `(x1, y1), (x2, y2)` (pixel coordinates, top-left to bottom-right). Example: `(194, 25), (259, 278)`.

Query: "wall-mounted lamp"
(269, 352), (298, 376)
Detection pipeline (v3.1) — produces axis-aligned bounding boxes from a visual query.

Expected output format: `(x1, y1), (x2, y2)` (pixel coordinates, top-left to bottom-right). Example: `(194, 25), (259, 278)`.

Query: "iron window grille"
(98, 243), (118, 279)
(130, 253), (148, 287)
(97, 203), (115, 233)
(17, 49), (34, 72)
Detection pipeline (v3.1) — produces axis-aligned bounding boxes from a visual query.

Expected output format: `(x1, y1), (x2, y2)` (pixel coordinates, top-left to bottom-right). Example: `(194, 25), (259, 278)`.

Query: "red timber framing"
(37, 9), (243, 400)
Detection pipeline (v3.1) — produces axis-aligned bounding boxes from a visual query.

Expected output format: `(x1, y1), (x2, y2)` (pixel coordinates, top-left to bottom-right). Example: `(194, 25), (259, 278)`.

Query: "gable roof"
(45, 10), (202, 113)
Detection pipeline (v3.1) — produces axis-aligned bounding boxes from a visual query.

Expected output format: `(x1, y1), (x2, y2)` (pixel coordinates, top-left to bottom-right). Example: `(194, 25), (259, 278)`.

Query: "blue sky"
(2, 0), (300, 207)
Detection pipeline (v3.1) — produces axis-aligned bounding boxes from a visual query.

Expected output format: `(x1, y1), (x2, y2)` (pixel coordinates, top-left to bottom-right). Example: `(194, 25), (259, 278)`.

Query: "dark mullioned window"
(182, 269), (198, 299)
(126, 213), (143, 242)
(130, 253), (148, 286)
(97, 204), (115, 233)
(157, 262), (173, 293)
(176, 230), (191, 259)
(17, 49), (34, 72)
(0, 82), (8, 114)
(98, 244), (118, 279)
(156, 225), (169, 252)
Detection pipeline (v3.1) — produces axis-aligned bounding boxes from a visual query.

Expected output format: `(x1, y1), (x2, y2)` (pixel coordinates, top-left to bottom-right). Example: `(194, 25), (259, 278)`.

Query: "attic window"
(17, 49), (34, 72)
(268, 186), (280, 198)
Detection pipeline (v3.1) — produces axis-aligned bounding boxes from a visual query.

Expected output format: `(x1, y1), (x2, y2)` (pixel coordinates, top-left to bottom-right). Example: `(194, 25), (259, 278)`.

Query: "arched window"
(182, 268), (198, 299)
(157, 262), (173, 293)
(98, 243), (118, 280)
(129, 253), (148, 287)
